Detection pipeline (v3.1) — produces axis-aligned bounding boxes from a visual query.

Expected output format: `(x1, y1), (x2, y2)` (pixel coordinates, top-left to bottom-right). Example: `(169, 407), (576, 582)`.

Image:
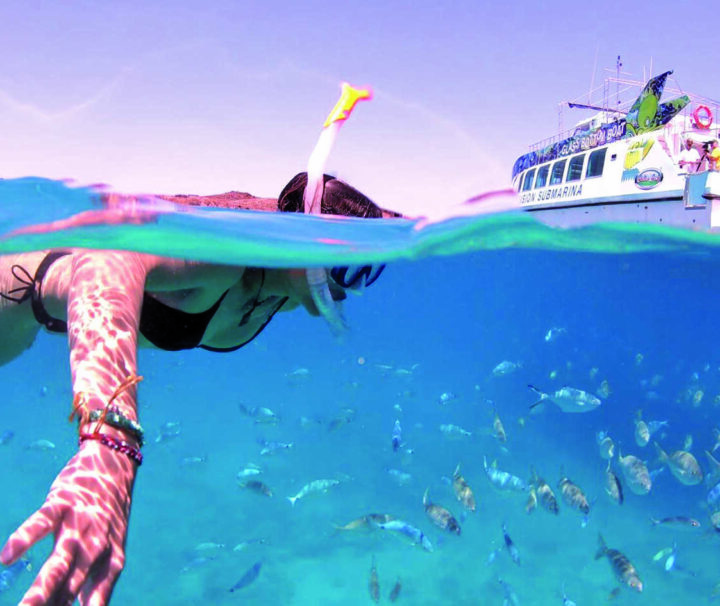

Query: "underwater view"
(2, 189), (720, 604)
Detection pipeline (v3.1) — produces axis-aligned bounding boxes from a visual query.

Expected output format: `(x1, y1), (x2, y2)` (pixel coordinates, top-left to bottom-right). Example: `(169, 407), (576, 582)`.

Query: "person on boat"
(678, 138), (701, 173)
(709, 139), (720, 172)
(0, 172), (391, 605)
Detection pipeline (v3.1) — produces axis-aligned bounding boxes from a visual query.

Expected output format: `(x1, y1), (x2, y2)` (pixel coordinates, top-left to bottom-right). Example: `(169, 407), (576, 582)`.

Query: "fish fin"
(423, 487), (430, 506)
(595, 533), (607, 560)
(649, 517), (659, 527)
(654, 441), (668, 464)
(528, 399), (545, 412)
(454, 463), (461, 477)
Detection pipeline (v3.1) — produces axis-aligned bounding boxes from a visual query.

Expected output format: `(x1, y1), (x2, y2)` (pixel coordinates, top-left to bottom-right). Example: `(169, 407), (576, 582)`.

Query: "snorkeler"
(0, 171), (392, 605)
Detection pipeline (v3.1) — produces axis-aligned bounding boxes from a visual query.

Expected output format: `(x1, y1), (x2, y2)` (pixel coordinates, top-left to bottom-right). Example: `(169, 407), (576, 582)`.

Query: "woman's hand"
(0, 440), (137, 605)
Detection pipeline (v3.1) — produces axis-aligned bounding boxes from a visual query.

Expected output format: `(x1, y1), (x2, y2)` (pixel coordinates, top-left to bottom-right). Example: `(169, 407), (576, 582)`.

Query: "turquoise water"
(1, 180), (720, 604)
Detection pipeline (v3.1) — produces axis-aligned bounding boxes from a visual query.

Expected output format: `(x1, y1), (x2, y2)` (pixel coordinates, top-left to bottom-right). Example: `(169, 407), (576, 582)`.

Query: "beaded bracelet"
(87, 407), (145, 447)
(79, 432), (143, 466)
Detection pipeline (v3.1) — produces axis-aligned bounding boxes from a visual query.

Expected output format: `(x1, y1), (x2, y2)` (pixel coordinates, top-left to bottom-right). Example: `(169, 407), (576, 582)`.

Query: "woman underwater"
(0, 172), (391, 605)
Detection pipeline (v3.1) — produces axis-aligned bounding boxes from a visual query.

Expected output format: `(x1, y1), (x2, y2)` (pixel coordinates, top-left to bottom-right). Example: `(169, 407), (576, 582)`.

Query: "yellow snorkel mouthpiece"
(303, 82), (372, 335)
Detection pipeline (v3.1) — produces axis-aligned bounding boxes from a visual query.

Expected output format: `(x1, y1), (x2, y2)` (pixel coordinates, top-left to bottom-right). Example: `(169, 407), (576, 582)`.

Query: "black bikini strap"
(31, 251), (71, 333)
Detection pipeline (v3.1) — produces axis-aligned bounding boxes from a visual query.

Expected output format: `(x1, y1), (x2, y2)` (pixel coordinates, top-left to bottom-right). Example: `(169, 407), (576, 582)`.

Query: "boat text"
(520, 184), (583, 205)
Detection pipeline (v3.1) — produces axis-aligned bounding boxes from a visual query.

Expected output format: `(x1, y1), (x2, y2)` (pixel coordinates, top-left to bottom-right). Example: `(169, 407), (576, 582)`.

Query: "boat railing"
(526, 74), (720, 154)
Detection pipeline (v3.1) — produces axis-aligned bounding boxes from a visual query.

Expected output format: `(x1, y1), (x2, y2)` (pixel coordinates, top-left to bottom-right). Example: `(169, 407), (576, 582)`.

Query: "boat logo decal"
(635, 168), (663, 190)
(624, 139), (654, 170)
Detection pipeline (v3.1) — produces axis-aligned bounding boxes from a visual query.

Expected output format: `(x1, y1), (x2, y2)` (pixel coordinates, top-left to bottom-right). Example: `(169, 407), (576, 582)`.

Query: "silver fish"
(528, 385), (601, 413)
(498, 577), (520, 606)
(26, 439), (55, 451)
(439, 423), (472, 438)
(376, 519), (433, 552)
(502, 522), (520, 565)
(618, 451), (652, 495)
(258, 439), (293, 456)
(655, 442), (703, 486)
(287, 478), (340, 506)
(391, 419), (402, 452)
(483, 456), (528, 492)
(493, 360), (521, 376)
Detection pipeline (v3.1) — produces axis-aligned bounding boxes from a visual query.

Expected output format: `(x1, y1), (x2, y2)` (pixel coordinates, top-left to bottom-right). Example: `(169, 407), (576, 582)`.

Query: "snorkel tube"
(303, 82), (372, 335)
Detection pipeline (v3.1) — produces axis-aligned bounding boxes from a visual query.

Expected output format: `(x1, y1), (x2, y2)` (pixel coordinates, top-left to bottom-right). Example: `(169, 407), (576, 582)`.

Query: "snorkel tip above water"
(303, 82), (373, 335)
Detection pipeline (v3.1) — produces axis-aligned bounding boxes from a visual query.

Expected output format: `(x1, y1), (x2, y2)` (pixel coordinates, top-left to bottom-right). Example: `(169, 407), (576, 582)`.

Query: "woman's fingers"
(0, 506), (55, 565)
(18, 545), (75, 606)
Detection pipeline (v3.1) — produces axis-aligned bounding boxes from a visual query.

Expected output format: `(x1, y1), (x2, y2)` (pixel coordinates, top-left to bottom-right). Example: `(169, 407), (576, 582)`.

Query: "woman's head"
(278, 172), (385, 218)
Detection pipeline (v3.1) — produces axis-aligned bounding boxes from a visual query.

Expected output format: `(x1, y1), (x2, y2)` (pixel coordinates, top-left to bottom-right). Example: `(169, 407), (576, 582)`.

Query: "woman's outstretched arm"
(1, 250), (149, 606)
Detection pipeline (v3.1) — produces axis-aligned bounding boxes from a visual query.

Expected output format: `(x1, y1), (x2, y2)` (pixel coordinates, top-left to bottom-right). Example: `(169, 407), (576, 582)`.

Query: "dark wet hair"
(277, 172), (384, 218)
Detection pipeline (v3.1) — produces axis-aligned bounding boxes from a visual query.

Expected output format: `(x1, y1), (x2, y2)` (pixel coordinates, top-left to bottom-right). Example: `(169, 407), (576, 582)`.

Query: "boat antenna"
(616, 55), (622, 111)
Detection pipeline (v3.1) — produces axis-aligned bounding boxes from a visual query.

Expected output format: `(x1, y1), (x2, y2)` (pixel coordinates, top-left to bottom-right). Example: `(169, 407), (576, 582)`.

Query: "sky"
(0, 0), (718, 216)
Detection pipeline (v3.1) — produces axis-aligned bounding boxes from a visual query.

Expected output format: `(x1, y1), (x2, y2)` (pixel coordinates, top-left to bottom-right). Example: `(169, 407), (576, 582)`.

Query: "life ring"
(693, 105), (713, 130)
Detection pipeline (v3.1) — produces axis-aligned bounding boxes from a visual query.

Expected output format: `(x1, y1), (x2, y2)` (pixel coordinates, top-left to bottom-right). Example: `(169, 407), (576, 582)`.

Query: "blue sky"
(0, 1), (718, 215)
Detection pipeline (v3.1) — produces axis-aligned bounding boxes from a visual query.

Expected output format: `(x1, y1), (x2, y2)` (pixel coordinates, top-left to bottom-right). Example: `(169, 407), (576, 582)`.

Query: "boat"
(512, 70), (720, 230)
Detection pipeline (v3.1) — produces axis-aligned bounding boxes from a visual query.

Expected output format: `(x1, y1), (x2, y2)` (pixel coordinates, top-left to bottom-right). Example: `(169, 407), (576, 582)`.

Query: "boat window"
(534, 164), (550, 188)
(566, 155), (585, 182)
(549, 160), (566, 185)
(522, 169), (536, 192)
(586, 148), (607, 178)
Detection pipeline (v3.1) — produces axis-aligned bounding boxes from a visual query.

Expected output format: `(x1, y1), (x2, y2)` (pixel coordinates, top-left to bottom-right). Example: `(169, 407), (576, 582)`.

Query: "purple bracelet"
(79, 432), (143, 466)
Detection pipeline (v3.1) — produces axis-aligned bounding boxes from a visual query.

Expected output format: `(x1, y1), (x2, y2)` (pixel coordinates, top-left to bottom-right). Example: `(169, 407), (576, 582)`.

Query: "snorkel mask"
(303, 82), (373, 334)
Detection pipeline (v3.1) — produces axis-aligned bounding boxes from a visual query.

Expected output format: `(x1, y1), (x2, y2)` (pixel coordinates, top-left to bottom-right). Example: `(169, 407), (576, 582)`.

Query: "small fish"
(368, 556), (379, 603)
(238, 403), (280, 425)
(423, 488), (461, 535)
(647, 419), (668, 438)
(483, 457), (528, 492)
(258, 439), (294, 456)
(502, 522), (521, 565)
(375, 519), (434, 552)
(0, 558), (31, 593)
(544, 326), (566, 342)
(634, 411), (650, 447)
(493, 360), (521, 376)
(193, 541), (225, 553)
(26, 439), (55, 451)
(0, 430), (14, 445)
(386, 468), (412, 486)
(335, 513), (395, 531)
(561, 583), (577, 606)
(533, 470), (559, 515)
(287, 478), (340, 506)
(228, 561), (262, 592)
(180, 455), (207, 466)
(604, 463), (624, 505)
(389, 577), (402, 602)
(525, 487), (538, 514)
(239, 480), (273, 497)
(286, 367), (311, 381)
(328, 408), (356, 432)
(617, 450), (652, 495)
(649, 516), (701, 531)
(705, 450), (720, 531)
(155, 421), (181, 443)
(452, 464), (476, 512)
(635, 353), (644, 366)
(439, 423), (472, 438)
(558, 474), (590, 515)
(492, 409), (507, 443)
(597, 379), (611, 399)
(596, 430), (615, 460)
(237, 464), (262, 479)
(438, 392), (458, 405)
(528, 385), (601, 413)
(655, 442), (703, 486)
(232, 538), (266, 552)
(392, 419), (402, 452)
(595, 534), (642, 592)
(498, 577), (520, 606)
(683, 433), (693, 451)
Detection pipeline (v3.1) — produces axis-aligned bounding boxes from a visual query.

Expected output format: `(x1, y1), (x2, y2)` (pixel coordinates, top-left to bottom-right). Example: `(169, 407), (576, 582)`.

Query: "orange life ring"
(693, 105), (713, 129)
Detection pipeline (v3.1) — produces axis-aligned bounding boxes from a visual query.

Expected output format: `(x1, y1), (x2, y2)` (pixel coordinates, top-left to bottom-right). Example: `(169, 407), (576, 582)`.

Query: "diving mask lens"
(330, 264), (386, 289)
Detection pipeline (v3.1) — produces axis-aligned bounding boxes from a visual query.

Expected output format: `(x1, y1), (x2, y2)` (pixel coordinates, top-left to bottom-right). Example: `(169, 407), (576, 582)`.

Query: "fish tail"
(454, 463), (461, 477)
(649, 517), (659, 527)
(595, 533), (607, 559)
(287, 496), (298, 507)
(423, 487), (430, 506)
(654, 441), (668, 464)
